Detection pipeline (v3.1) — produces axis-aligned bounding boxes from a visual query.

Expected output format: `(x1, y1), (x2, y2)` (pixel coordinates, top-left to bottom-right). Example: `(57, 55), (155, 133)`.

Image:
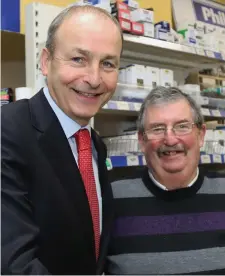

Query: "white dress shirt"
(43, 87), (102, 232)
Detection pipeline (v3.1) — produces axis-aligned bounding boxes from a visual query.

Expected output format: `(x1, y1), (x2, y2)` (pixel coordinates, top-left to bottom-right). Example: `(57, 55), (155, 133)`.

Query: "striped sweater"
(106, 167), (225, 275)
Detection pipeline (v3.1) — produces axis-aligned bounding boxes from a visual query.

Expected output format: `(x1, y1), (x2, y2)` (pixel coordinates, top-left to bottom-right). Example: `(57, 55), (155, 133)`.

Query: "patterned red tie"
(75, 129), (100, 260)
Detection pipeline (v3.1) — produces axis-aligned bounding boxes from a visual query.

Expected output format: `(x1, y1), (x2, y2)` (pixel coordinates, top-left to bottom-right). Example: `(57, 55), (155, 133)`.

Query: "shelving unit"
(102, 99), (225, 118)
(187, 72), (225, 88)
(122, 34), (225, 69)
(106, 153), (225, 169)
(21, 2), (225, 172)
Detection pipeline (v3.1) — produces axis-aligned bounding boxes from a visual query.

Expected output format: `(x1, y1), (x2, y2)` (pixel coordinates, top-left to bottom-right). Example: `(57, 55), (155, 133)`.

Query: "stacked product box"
(111, 0), (154, 37)
(130, 8), (154, 37)
(116, 64), (174, 102)
(155, 21), (170, 41)
(1, 88), (14, 106)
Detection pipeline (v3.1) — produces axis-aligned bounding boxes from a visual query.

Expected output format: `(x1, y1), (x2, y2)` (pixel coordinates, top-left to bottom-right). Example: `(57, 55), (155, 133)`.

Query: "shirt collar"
(43, 86), (91, 139)
(148, 167), (199, 191)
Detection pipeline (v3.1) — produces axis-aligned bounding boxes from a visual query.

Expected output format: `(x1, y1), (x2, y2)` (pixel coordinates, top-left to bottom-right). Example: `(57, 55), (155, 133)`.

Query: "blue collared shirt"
(43, 87), (102, 232)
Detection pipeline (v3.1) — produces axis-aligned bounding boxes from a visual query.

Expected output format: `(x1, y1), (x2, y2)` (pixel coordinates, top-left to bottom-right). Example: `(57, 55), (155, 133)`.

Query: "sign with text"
(193, 0), (225, 28)
(172, 0), (225, 30)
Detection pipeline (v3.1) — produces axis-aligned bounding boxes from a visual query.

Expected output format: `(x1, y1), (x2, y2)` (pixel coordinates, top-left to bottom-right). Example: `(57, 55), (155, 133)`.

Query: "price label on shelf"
(117, 101), (129, 110)
(205, 50), (215, 58)
(214, 52), (223, 60)
(127, 155), (139, 166)
(201, 108), (211, 116)
(105, 158), (113, 170)
(223, 155), (225, 163)
(211, 110), (221, 117)
(196, 48), (205, 56)
(134, 103), (141, 111)
(142, 156), (147, 165)
(200, 155), (211, 164)
(212, 154), (222, 164)
(107, 101), (117, 110)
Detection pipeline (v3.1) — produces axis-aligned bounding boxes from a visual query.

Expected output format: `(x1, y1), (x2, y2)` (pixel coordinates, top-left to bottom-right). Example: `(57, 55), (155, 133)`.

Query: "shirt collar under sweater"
(142, 167), (205, 201)
(148, 167), (199, 191)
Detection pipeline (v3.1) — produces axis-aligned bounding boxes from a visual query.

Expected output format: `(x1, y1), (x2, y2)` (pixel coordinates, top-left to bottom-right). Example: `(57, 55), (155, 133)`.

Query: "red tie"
(75, 129), (100, 260)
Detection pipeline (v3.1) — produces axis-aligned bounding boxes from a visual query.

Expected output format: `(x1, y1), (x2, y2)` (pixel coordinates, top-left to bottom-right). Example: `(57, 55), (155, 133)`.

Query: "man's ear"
(40, 48), (50, 76)
(138, 131), (145, 153)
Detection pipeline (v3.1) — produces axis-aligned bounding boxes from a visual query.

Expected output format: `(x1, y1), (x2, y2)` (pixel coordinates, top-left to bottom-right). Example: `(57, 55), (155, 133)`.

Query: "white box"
(126, 64), (145, 86)
(204, 24), (217, 34)
(145, 66), (160, 88)
(123, 0), (139, 10)
(178, 26), (197, 46)
(159, 69), (174, 87)
(73, 0), (92, 5)
(205, 129), (214, 141)
(155, 26), (169, 41)
(131, 8), (154, 23)
(167, 32), (175, 43)
(94, 3), (111, 12)
(119, 68), (126, 83)
(143, 23), (154, 38)
(214, 130), (225, 141)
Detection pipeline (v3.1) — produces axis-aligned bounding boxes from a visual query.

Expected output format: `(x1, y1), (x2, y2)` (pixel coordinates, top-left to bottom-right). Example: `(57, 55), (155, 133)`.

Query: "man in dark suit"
(1, 4), (123, 275)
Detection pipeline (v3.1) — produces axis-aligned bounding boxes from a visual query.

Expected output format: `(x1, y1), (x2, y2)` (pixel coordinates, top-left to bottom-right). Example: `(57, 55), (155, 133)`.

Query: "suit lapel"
(29, 90), (95, 256)
(92, 130), (114, 270)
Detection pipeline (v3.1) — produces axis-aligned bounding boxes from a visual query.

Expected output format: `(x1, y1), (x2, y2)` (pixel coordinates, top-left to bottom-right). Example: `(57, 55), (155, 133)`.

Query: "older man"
(107, 87), (225, 275)
(1, 5), (122, 275)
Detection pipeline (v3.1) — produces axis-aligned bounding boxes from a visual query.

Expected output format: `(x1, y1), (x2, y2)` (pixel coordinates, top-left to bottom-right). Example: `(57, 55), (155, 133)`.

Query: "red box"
(116, 1), (128, 10)
(131, 22), (144, 35)
(118, 18), (131, 32)
(118, 8), (131, 21)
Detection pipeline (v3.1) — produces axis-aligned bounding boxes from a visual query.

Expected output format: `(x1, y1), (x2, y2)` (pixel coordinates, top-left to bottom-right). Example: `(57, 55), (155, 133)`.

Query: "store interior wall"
(20, 0), (172, 33)
(20, 0), (225, 34)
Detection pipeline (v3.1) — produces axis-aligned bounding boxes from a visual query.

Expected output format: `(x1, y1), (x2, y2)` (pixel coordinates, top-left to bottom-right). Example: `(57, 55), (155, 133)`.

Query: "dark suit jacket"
(1, 89), (113, 275)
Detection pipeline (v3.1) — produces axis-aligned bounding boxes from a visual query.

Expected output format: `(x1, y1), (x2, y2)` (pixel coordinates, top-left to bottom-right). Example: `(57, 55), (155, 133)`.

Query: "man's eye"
(177, 124), (189, 129)
(152, 127), (165, 133)
(71, 57), (85, 64)
(102, 61), (115, 68)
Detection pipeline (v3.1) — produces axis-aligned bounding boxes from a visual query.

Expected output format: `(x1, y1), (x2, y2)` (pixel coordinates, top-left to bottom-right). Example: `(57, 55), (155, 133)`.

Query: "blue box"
(1, 0), (20, 32)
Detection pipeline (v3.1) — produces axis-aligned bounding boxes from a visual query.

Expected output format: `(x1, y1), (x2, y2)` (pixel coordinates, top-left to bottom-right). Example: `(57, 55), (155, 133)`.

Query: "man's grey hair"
(45, 4), (124, 56)
(137, 86), (204, 133)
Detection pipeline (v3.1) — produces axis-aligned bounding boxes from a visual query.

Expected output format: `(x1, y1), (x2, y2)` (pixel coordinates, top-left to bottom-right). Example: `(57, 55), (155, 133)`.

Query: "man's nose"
(84, 64), (102, 89)
(163, 129), (179, 146)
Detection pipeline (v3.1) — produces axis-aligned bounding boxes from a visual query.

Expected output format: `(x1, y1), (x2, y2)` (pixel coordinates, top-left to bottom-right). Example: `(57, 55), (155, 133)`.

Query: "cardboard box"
(123, 0), (139, 10)
(214, 130), (225, 141)
(178, 26), (197, 46)
(118, 18), (131, 32)
(131, 8), (154, 23)
(126, 64), (145, 86)
(145, 66), (160, 88)
(155, 21), (170, 41)
(155, 28), (168, 41)
(131, 22), (144, 35)
(117, 1), (128, 10)
(143, 22), (154, 38)
(118, 9), (131, 20)
(159, 69), (174, 87)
